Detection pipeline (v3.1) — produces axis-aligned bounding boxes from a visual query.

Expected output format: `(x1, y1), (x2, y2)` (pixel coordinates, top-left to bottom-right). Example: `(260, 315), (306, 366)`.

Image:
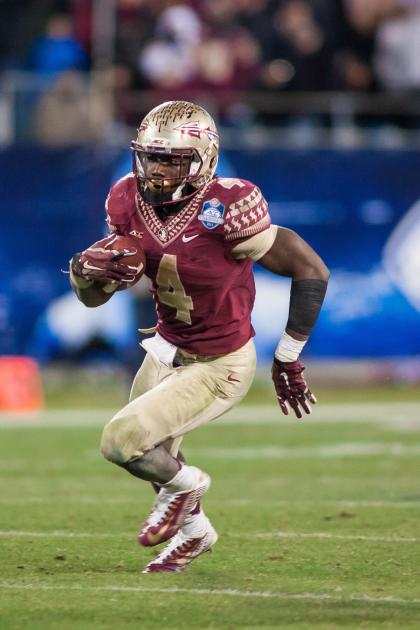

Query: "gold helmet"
(131, 101), (219, 205)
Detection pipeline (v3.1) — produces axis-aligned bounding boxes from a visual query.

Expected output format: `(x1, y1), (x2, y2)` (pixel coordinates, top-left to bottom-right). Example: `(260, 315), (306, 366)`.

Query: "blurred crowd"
(1, 0), (420, 139)
(112, 0), (420, 94)
(2, 0), (419, 90)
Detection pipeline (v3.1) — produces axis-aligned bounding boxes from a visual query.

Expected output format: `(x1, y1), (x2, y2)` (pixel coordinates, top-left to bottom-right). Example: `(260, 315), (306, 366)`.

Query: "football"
(103, 234), (146, 292)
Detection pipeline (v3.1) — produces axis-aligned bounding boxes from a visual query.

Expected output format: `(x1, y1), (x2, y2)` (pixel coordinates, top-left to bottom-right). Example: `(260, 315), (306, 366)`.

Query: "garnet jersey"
(105, 174), (276, 355)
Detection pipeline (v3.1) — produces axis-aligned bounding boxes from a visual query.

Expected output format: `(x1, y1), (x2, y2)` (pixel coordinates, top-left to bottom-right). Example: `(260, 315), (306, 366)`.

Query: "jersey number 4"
(156, 254), (193, 325)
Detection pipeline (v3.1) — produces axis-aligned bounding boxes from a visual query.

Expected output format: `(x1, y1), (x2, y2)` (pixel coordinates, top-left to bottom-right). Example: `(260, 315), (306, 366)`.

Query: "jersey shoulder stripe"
(213, 178), (270, 241)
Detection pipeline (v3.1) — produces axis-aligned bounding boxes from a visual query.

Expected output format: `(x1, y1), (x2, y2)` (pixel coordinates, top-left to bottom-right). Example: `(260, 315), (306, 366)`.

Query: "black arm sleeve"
(286, 279), (328, 337)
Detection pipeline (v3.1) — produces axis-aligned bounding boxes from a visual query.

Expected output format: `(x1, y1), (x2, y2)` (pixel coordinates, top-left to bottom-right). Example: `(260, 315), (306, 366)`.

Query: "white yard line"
(81, 443), (420, 461)
(0, 497), (419, 509)
(0, 530), (128, 539)
(185, 443), (420, 459)
(2, 443), (419, 469)
(1, 530), (418, 543)
(230, 499), (420, 509)
(249, 531), (420, 543)
(0, 582), (419, 606)
(0, 402), (419, 428)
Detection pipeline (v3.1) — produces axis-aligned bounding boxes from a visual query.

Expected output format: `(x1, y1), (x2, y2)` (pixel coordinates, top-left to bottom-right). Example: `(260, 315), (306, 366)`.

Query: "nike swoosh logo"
(182, 234), (199, 243)
(142, 523), (170, 547)
(227, 374), (240, 383)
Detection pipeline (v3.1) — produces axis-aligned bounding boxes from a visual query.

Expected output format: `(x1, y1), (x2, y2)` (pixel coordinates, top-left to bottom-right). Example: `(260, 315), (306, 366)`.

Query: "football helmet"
(131, 101), (219, 206)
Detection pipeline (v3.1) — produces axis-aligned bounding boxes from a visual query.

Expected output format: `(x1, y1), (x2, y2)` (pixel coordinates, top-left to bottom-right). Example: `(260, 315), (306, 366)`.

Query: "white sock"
(182, 509), (209, 537)
(161, 465), (201, 493)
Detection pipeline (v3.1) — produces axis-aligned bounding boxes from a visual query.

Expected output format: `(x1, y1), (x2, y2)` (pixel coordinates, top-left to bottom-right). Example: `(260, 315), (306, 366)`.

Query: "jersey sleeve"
(223, 181), (270, 242)
(105, 173), (137, 235)
(231, 224), (277, 261)
(219, 179), (274, 259)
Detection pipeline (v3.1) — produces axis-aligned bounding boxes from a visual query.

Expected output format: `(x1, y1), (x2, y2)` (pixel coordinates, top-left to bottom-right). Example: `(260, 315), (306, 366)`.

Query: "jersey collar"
(135, 179), (215, 246)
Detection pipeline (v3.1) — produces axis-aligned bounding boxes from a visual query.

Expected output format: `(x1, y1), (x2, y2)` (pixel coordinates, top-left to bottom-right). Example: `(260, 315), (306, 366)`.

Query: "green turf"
(42, 369), (420, 409)
(1, 401), (420, 628)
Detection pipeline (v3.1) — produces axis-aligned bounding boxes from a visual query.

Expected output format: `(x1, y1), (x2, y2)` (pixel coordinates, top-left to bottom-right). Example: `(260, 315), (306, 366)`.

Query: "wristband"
(286, 279), (327, 337)
(275, 331), (307, 362)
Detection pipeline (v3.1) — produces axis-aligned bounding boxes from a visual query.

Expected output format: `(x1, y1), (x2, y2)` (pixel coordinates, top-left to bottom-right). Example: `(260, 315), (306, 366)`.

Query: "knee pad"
(100, 412), (148, 465)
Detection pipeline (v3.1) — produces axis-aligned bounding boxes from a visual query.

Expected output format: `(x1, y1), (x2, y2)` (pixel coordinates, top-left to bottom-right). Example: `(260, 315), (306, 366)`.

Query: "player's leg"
(143, 471), (218, 573)
(104, 366), (216, 547)
(127, 361), (193, 499)
(106, 356), (213, 544)
(118, 441), (211, 548)
(122, 418), (212, 568)
(139, 440), (215, 573)
(103, 340), (256, 466)
(147, 448), (199, 507)
(122, 353), (182, 481)
(120, 444), (179, 482)
(125, 435), (215, 574)
(101, 358), (213, 545)
(99, 350), (213, 568)
(112, 353), (211, 547)
(100, 339), (256, 553)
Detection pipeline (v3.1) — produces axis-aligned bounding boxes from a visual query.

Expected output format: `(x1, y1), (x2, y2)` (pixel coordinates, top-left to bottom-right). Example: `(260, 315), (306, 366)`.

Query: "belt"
(173, 349), (225, 367)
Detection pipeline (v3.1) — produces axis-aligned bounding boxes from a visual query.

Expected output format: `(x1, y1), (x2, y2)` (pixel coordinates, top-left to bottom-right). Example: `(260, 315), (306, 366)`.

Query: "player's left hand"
(70, 235), (138, 285)
(271, 358), (317, 419)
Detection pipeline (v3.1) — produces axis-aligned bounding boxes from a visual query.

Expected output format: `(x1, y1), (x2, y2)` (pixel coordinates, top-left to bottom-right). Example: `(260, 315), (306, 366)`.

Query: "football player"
(69, 101), (329, 573)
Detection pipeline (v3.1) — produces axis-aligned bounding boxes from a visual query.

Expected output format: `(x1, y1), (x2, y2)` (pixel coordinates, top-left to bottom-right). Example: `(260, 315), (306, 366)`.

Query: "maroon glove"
(70, 235), (138, 285)
(271, 357), (317, 419)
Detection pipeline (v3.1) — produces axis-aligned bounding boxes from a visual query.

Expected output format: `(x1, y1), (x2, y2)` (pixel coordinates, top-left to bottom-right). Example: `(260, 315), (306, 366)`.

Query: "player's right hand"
(70, 235), (138, 284)
(271, 357), (317, 419)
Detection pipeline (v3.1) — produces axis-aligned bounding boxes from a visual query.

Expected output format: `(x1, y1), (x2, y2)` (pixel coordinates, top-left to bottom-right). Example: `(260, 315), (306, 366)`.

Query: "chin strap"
(142, 181), (198, 207)
(172, 181), (188, 201)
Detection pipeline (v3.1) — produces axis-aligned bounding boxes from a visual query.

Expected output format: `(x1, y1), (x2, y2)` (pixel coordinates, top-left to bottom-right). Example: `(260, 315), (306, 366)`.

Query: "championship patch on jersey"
(198, 198), (225, 229)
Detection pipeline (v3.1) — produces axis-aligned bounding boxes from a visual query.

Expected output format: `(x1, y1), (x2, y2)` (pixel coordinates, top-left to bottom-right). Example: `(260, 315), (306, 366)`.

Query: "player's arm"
(257, 226), (329, 336)
(69, 234), (137, 308)
(69, 262), (114, 308)
(256, 227), (329, 418)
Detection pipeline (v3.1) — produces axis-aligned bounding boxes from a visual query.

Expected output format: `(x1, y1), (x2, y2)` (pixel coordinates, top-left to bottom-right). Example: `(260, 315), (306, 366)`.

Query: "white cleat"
(142, 514), (218, 573)
(138, 467), (211, 547)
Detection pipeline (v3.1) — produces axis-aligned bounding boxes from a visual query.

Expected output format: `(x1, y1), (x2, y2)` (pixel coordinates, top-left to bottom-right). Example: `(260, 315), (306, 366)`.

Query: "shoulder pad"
(105, 173), (137, 232)
(212, 178), (270, 241)
(213, 177), (255, 195)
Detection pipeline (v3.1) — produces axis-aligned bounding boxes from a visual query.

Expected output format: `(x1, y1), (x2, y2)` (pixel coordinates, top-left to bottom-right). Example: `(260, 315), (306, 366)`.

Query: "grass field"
(1, 385), (420, 629)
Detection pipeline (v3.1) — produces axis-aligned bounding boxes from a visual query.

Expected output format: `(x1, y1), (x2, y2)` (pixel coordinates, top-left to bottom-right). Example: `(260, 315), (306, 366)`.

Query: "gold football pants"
(100, 339), (256, 464)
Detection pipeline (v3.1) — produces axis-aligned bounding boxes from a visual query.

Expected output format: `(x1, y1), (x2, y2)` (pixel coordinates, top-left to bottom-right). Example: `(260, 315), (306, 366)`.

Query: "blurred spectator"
(199, 0), (237, 27)
(157, 3), (202, 45)
(2, 0), (420, 138)
(334, 0), (410, 90)
(114, 0), (158, 88)
(373, 0), (420, 90)
(138, 3), (201, 88)
(259, 1), (334, 91)
(343, 0), (408, 32)
(197, 28), (260, 91)
(26, 13), (88, 78)
(33, 70), (112, 145)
